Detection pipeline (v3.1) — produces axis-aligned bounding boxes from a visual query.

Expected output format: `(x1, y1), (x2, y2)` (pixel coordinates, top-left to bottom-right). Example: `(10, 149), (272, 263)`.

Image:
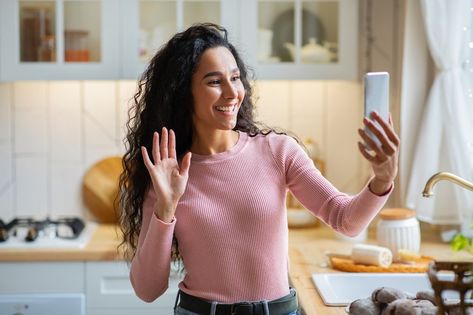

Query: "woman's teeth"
(216, 105), (235, 112)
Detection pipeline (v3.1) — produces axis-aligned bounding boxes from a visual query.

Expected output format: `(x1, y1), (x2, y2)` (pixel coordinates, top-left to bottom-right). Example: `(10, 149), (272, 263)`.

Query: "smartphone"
(364, 72), (390, 148)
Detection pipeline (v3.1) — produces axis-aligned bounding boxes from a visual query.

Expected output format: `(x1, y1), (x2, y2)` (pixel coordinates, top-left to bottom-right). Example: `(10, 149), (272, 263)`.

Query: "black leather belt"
(177, 289), (298, 315)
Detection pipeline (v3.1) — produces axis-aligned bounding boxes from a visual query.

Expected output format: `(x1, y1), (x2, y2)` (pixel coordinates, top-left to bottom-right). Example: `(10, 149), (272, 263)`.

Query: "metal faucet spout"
(423, 172), (473, 197)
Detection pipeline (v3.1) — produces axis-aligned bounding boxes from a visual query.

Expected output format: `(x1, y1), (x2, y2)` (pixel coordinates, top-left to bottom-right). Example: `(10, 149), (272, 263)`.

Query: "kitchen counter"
(288, 225), (473, 315)
(1, 223), (472, 314)
(0, 224), (123, 261)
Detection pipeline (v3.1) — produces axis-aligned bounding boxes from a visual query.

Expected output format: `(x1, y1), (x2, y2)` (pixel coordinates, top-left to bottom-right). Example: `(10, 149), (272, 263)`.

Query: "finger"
(372, 112), (400, 147)
(141, 146), (154, 170)
(179, 152), (192, 176)
(358, 128), (386, 159)
(363, 117), (395, 154)
(152, 131), (160, 163)
(160, 127), (168, 159)
(169, 129), (176, 159)
(357, 142), (376, 163)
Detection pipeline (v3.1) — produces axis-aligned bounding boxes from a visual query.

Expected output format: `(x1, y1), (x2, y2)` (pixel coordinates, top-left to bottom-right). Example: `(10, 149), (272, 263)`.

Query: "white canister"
(376, 208), (421, 260)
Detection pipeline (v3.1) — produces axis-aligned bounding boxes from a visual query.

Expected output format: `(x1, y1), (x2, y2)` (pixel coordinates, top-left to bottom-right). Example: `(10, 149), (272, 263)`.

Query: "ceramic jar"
(376, 208), (421, 260)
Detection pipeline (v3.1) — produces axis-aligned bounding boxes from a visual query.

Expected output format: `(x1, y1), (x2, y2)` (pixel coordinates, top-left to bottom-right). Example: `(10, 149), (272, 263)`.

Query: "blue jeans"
(174, 306), (298, 315)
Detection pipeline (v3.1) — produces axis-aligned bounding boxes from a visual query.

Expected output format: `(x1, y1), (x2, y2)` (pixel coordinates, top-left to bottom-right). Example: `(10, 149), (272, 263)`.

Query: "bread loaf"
(351, 244), (393, 267)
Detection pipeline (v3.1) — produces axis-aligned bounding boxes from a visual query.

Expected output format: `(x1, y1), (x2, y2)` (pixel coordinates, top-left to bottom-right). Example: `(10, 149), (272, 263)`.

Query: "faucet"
(422, 172), (473, 197)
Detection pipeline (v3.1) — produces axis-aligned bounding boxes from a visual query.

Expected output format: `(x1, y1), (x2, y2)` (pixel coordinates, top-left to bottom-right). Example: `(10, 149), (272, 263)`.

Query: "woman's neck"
(191, 129), (239, 155)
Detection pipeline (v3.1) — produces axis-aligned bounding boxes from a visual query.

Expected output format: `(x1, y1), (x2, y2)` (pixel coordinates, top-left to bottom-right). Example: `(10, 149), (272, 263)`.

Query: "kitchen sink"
(312, 272), (456, 306)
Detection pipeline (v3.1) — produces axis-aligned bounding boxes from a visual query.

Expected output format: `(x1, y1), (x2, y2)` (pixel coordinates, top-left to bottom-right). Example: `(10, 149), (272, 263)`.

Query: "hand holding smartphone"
(364, 72), (390, 148)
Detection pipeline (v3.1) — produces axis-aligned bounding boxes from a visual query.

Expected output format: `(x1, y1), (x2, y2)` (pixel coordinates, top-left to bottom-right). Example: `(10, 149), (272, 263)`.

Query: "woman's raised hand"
(357, 111), (400, 196)
(141, 127), (192, 223)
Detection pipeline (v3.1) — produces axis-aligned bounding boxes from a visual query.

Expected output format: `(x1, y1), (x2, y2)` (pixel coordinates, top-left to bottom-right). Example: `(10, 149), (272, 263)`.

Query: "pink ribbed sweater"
(130, 131), (391, 303)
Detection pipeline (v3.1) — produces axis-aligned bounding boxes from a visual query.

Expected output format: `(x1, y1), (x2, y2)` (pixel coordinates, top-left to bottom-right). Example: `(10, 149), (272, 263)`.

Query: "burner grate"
(0, 217), (86, 243)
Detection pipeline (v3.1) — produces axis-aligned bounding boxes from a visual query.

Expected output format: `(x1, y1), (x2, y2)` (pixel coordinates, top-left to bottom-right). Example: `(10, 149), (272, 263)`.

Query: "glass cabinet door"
(19, 1), (57, 62)
(183, 0), (220, 29)
(138, 1), (177, 63)
(258, 1), (294, 64)
(301, 1), (339, 64)
(19, 0), (103, 63)
(257, 0), (338, 65)
(1, 0), (120, 80)
(123, 0), (224, 79)
(240, 0), (358, 80)
(63, 0), (101, 63)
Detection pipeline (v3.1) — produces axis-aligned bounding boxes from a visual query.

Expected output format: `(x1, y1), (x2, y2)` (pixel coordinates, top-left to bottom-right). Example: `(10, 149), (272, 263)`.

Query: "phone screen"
(364, 72), (389, 148)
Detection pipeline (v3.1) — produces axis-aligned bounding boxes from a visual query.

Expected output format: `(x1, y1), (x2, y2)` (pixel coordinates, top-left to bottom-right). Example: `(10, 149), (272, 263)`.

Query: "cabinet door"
(0, 262), (85, 293)
(121, 0), (240, 80)
(0, 0), (120, 80)
(239, 0), (358, 80)
(86, 261), (181, 312)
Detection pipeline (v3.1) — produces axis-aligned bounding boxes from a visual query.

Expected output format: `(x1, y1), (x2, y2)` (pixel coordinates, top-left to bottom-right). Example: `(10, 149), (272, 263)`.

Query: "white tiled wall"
(0, 80), (368, 220)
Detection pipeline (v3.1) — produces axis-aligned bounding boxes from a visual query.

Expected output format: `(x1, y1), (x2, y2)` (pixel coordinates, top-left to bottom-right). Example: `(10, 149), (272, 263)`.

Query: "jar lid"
(379, 208), (416, 220)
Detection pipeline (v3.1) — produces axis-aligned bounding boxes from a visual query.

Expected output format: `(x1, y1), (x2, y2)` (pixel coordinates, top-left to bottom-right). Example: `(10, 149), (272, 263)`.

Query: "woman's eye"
(231, 76), (240, 81)
(208, 80), (220, 85)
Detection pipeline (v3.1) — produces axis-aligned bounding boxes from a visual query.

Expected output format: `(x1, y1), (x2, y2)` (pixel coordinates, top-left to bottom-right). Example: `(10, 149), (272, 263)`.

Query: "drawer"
(86, 261), (180, 310)
(0, 262), (85, 293)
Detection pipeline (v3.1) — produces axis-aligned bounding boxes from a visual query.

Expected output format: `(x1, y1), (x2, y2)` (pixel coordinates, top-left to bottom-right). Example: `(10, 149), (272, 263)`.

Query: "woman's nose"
(223, 81), (238, 99)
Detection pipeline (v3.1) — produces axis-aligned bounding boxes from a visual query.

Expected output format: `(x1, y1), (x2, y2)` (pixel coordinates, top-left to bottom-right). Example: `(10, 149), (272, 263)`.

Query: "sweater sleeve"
(268, 134), (392, 237)
(129, 188), (176, 302)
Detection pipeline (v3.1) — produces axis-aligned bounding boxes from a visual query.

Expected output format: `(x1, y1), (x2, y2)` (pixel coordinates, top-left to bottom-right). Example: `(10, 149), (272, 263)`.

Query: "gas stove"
(0, 217), (97, 249)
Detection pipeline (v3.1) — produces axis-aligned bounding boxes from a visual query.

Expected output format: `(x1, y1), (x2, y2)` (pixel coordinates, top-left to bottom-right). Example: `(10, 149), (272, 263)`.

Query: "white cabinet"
(0, 0), (358, 80)
(0, 0), (120, 80)
(239, 0), (359, 80)
(0, 261), (180, 315)
(121, 0), (240, 80)
(86, 261), (181, 314)
(0, 262), (85, 293)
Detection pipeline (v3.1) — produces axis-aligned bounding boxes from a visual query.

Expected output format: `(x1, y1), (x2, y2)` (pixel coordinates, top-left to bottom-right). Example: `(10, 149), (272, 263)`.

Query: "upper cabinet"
(121, 0), (239, 80)
(0, 0), (358, 81)
(0, 0), (120, 80)
(239, 0), (358, 80)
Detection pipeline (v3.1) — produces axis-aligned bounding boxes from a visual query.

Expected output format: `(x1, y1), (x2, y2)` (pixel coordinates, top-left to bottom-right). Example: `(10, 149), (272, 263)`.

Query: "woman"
(119, 23), (399, 315)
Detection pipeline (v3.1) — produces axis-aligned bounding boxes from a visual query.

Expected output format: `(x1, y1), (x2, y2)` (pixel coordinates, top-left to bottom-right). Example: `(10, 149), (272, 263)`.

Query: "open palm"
(141, 127), (191, 222)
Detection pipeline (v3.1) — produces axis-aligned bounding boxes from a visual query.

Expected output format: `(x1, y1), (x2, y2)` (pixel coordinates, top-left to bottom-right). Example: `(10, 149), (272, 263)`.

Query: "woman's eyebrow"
(203, 68), (240, 79)
(203, 71), (222, 79)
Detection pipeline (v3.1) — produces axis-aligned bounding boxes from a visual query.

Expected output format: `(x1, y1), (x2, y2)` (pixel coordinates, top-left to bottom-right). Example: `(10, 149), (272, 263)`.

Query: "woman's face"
(191, 46), (245, 134)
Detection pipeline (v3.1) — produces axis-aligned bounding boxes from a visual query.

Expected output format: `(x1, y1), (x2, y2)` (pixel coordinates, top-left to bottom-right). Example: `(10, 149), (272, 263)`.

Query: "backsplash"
(0, 80), (368, 220)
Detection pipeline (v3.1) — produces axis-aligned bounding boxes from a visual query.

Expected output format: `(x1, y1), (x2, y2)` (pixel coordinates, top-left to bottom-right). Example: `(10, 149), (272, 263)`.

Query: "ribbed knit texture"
(130, 131), (391, 303)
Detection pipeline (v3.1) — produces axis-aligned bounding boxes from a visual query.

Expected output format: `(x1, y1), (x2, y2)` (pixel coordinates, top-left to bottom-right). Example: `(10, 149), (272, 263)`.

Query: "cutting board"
(82, 156), (123, 223)
(329, 256), (434, 273)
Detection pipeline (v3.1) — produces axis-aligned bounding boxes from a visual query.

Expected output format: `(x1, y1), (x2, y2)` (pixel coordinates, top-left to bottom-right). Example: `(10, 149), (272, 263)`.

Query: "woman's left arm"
(357, 111), (400, 196)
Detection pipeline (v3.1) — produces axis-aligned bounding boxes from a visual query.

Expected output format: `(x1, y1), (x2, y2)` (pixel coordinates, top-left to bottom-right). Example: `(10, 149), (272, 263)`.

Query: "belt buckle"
(230, 301), (253, 315)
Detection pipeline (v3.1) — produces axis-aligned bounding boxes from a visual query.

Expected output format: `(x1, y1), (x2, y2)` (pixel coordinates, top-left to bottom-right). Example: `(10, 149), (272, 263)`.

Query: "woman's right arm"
(130, 189), (176, 302)
(130, 127), (191, 302)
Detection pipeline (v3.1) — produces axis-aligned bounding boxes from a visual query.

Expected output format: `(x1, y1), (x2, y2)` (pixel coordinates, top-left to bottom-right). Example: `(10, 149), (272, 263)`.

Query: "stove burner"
(0, 217), (85, 243)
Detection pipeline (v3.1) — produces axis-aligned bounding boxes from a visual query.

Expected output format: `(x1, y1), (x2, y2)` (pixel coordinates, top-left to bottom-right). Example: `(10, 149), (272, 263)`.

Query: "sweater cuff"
(367, 177), (394, 197)
(152, 212), (177, 225)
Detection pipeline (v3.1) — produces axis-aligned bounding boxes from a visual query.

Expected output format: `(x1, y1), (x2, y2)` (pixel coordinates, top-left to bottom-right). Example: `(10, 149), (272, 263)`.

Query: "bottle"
(376, 208), (421, 261)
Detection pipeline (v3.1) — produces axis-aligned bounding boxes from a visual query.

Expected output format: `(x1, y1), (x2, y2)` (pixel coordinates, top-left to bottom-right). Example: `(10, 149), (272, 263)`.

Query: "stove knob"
(0, 228), (8, 242)
(25, 227), (38, 242)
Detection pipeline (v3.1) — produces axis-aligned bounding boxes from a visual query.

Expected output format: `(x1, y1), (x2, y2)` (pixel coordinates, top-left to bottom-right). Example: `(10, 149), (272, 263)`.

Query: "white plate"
(312, 272), (455, 306)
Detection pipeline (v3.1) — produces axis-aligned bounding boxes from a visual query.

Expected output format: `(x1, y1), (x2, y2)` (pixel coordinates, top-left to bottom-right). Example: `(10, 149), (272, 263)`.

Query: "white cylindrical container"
(376, 208), (421, 260)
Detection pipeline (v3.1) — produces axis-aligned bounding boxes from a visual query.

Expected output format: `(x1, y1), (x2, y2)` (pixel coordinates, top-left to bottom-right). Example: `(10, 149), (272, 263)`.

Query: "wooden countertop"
(1, 222), (473, 314)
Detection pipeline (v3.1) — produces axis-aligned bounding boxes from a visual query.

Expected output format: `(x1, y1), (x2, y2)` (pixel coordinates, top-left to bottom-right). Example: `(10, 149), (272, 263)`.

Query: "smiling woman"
(118, 23), (399, 315)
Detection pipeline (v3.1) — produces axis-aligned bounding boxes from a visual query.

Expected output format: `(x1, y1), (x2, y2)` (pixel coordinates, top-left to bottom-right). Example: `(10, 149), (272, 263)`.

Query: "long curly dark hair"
(119, 23), (282, 262)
